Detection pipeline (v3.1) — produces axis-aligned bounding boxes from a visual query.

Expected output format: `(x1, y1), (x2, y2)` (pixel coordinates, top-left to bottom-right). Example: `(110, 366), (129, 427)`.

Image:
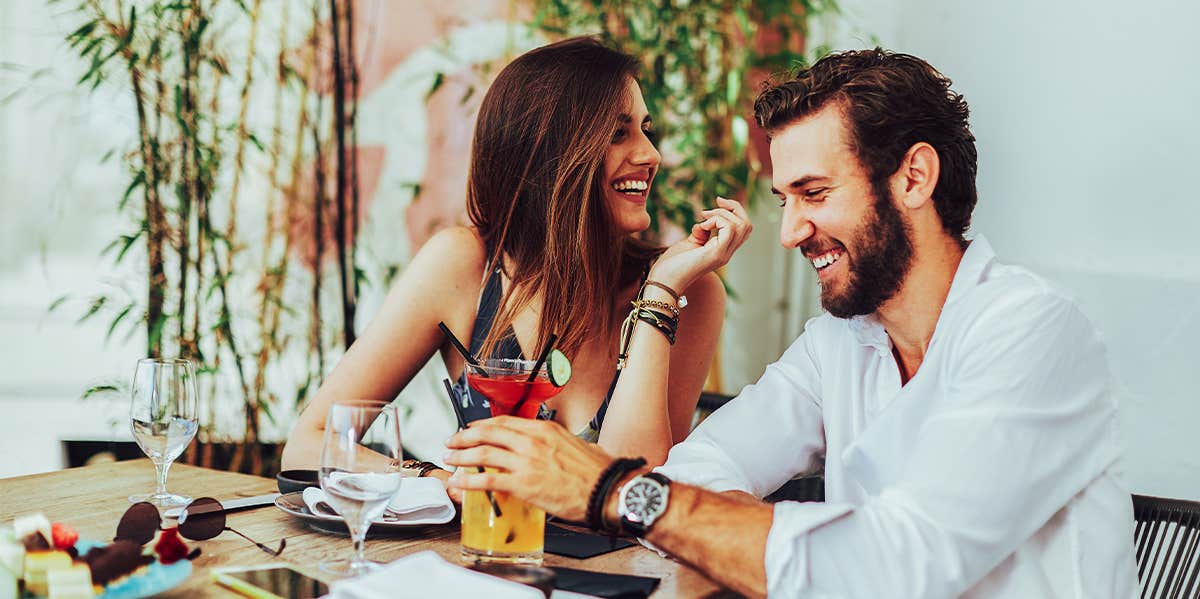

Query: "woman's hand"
(443, 416), (615, 522)
(650, 196), (752, 291)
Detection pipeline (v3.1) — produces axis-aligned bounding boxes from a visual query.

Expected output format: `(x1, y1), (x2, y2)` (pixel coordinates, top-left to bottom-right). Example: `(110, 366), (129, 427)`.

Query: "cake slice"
(22, 550), (72, 596)
(46, 563), (94, 599)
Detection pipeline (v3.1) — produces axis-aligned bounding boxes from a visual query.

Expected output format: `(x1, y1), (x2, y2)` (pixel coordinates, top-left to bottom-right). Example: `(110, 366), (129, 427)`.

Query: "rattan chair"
(1133, 494), (1200, 598)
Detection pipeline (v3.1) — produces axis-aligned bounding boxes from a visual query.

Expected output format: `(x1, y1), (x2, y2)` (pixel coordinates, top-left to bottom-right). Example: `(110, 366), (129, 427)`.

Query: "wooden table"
(0, 461), (733, 597)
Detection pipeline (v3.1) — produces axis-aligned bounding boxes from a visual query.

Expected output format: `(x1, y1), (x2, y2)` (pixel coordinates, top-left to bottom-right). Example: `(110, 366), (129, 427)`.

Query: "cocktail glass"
(460, 358), (565, 565)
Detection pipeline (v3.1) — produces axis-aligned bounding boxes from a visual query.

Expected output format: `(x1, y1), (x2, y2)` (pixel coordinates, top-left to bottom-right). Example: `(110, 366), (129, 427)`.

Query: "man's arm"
(604, 470), (774, 598)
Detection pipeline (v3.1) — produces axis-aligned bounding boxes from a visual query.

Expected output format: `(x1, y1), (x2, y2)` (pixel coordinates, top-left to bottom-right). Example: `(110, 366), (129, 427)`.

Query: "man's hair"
(754, 48), (978, 241)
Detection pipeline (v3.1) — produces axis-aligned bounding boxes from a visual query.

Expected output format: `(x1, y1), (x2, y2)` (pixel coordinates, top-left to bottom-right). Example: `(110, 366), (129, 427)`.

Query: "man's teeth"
(812, 251), (843, 269)
(612, 179), (648, 193)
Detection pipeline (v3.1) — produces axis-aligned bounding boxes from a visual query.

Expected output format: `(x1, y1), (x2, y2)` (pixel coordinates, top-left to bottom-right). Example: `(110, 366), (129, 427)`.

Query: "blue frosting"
(65, 540), (192, 599)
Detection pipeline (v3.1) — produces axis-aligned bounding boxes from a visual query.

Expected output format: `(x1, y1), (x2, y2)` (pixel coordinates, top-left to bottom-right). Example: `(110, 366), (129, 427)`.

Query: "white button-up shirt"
(658, 236), (1138, 598)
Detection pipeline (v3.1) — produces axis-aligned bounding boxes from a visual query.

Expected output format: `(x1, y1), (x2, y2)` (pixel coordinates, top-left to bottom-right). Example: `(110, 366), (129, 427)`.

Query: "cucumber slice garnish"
(546, 349), (572, 387)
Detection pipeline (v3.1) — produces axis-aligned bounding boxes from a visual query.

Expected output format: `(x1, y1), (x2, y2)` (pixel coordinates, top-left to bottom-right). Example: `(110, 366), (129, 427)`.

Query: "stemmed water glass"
(319, 399), (403, 577)
(128, 358), (199, 508)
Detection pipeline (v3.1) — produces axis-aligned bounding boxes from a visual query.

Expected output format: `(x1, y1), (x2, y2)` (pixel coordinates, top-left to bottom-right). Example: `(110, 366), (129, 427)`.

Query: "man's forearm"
(605, 472), (774, 598)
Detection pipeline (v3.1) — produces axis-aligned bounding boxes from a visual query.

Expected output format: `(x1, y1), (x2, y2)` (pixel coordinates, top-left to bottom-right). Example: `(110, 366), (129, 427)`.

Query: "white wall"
(820, 0), (1200, 498)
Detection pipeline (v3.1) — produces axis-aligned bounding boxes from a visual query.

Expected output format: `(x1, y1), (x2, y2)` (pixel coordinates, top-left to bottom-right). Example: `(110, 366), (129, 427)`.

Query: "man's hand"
(443, 416), (615, 522)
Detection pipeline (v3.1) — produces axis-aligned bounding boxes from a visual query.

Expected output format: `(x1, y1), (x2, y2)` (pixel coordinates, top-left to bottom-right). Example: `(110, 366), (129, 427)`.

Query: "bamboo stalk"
(328, 0), (354, 349)
(311, 120), (327, 378)
(346, 0), (360, 303)
(251, 0), (292, 437)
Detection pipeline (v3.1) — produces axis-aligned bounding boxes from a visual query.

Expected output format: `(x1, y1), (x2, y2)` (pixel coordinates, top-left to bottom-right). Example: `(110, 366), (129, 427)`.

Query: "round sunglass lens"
(178, 497), (225, 540)
(115, 502), (160, 545)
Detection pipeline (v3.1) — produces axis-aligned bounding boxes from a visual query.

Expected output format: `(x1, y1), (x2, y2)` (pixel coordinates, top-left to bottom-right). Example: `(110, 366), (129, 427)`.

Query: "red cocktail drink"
(467, 373), (562, 419)
(461, 358), (565, 565)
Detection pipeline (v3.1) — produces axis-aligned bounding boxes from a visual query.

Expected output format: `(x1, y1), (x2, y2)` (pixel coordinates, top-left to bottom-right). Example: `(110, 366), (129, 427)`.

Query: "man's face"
(769, 104), (914, 318)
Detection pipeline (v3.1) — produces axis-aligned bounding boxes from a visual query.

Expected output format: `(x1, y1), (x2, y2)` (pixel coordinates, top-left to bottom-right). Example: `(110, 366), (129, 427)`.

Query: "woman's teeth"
(612, 179), (648, 194)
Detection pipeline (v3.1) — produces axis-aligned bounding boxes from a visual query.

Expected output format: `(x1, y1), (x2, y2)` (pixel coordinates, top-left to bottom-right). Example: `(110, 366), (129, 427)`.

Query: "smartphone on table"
(212, 565), (330, 599)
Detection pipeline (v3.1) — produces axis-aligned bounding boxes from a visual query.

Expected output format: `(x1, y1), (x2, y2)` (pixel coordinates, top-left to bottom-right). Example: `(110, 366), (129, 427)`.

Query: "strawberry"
(154, 527), (190, 565)
(50, 522), (78, 550)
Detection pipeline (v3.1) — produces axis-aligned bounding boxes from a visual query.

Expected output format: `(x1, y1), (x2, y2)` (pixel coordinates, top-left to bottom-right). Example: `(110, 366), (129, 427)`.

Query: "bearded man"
(444, 48), (1138, 599)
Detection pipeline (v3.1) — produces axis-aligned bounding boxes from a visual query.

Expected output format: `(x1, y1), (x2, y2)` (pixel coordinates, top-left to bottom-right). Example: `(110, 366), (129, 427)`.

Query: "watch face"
(626, 481), (666, 519)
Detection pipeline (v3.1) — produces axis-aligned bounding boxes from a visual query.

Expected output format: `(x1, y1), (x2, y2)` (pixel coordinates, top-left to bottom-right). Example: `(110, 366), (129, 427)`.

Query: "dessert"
(78, 540), (152, 588)
(5, 511), (191, 597)
(22, 551), (71, 596)
(45, 564), (93, 599)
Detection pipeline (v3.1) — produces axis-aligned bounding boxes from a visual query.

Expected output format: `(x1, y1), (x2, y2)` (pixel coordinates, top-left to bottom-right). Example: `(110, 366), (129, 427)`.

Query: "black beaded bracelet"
(586, 457), (647, 532)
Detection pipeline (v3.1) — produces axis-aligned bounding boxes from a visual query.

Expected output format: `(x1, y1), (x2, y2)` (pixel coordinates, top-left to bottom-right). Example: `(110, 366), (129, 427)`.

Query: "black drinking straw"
(438, 322), (486, 377)
(442, 378), (502, 518)
(512, 333), (558, 417)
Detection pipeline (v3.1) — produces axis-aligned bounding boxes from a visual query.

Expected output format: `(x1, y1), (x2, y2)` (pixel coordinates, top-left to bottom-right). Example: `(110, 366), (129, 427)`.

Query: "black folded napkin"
(544, 524), (635, 559)
(550, 566), (660, 599)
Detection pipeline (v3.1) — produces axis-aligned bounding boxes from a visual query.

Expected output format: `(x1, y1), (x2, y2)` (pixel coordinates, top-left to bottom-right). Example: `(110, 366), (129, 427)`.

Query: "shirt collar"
(847, 234), (997, 350)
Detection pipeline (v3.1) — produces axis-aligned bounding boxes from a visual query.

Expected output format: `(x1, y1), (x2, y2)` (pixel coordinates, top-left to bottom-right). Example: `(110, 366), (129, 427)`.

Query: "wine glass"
(128, 358), (199, 508)
(319, 399), (403, 577)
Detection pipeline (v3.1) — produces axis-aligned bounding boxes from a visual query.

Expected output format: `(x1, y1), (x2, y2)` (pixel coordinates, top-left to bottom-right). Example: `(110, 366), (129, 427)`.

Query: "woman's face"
(603, 78), (661, 235)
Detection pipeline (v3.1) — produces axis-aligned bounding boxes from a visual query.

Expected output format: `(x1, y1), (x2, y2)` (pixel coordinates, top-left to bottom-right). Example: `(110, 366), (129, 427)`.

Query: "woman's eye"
(643, 128), (658, 145)
(612, 128), (627, 143)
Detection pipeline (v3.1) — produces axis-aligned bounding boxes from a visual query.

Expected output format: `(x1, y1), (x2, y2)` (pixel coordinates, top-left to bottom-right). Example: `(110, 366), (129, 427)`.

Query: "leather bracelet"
(399, 459), (441, 478)
(586, 457), (647, 532)
(634, 309), (677, 344)
(643, 280), (687, 308)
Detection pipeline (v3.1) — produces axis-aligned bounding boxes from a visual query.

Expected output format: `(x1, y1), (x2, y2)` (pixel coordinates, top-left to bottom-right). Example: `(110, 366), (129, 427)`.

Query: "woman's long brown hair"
(467, 37), (662, 361)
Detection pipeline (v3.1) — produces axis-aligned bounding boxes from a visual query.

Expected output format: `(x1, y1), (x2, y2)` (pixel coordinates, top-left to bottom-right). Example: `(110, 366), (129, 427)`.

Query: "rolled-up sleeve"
(763, 292), (1120, 598)
(657, 321), (828, 498)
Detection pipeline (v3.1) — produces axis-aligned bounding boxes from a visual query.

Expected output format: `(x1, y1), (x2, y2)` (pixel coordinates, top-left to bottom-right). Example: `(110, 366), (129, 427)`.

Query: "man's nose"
(780, 205), (815, 249)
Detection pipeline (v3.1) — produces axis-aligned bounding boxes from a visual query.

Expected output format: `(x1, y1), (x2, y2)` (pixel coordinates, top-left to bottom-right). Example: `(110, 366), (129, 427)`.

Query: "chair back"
(1134, 493), (1200, 598)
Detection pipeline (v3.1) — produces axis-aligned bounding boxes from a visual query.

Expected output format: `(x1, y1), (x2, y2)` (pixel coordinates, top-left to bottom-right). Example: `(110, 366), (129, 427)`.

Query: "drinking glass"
(128, 358), (199, 508)
(460, 358), (564, 565)
(318, 400), (403, 577)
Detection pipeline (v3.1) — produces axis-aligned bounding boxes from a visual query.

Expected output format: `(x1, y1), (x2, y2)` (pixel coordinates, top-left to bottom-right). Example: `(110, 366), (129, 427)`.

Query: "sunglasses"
(116, 498), (286, 557)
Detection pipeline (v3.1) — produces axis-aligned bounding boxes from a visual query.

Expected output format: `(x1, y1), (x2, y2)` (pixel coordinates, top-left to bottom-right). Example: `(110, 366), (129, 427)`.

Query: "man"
(444, 48), (1138, 598)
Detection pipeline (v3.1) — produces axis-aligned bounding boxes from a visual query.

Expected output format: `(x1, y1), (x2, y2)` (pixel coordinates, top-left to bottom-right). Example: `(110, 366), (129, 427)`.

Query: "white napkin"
(328, 551), (543, 599)
(303, 477), (455, 525)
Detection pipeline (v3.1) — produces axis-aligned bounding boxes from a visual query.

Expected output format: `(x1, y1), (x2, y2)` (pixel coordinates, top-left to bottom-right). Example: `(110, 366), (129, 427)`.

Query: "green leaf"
(47, 295), (70, 315)
(120, 171), (146, 210)
(106, 303), (136, 341)
(731, 114), (748, 157)
(425, 72), (444, 101)
(81, 384), (120, 401)
(78, 296), (108, 324)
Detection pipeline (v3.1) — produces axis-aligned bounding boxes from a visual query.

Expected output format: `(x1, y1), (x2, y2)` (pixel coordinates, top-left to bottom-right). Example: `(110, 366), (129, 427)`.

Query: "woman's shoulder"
(682, 272), (726, 314)
(413, 226), (489, 280)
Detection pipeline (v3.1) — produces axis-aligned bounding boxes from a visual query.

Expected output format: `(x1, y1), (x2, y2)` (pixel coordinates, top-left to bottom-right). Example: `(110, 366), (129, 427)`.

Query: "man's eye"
(804, 188), (827, 201)
(776, 196), (786, 208)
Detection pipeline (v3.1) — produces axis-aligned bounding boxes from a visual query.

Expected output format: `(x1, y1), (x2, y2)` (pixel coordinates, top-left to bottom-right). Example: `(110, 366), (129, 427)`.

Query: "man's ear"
(891, 142), (939, 210)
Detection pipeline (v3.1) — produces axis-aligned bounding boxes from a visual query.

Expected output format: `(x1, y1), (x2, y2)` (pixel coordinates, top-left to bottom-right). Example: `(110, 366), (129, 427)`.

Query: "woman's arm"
(280, 227), (486, 470)
(597, 197), (750, 464)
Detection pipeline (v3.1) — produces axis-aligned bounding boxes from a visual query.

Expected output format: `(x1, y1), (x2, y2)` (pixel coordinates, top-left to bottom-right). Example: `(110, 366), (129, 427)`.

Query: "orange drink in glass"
(460, 359), (564, 565)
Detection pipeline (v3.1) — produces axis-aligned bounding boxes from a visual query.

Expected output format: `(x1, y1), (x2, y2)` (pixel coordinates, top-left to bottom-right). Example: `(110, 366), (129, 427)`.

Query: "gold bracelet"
(631, 298), (680, 319)
(643, 280), (687, 308)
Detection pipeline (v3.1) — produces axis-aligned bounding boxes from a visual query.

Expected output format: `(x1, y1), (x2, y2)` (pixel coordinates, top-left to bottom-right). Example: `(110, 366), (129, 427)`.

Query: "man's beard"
(817, 181), (914, 319)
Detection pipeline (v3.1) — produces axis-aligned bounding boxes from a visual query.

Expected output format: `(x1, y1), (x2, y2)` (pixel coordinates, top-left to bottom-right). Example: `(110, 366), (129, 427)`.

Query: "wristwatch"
(617, 472), (672, 537)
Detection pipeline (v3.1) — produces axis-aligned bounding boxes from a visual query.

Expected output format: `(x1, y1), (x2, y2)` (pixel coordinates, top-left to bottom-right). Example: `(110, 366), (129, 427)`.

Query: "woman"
(281, 37), (751, 482)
